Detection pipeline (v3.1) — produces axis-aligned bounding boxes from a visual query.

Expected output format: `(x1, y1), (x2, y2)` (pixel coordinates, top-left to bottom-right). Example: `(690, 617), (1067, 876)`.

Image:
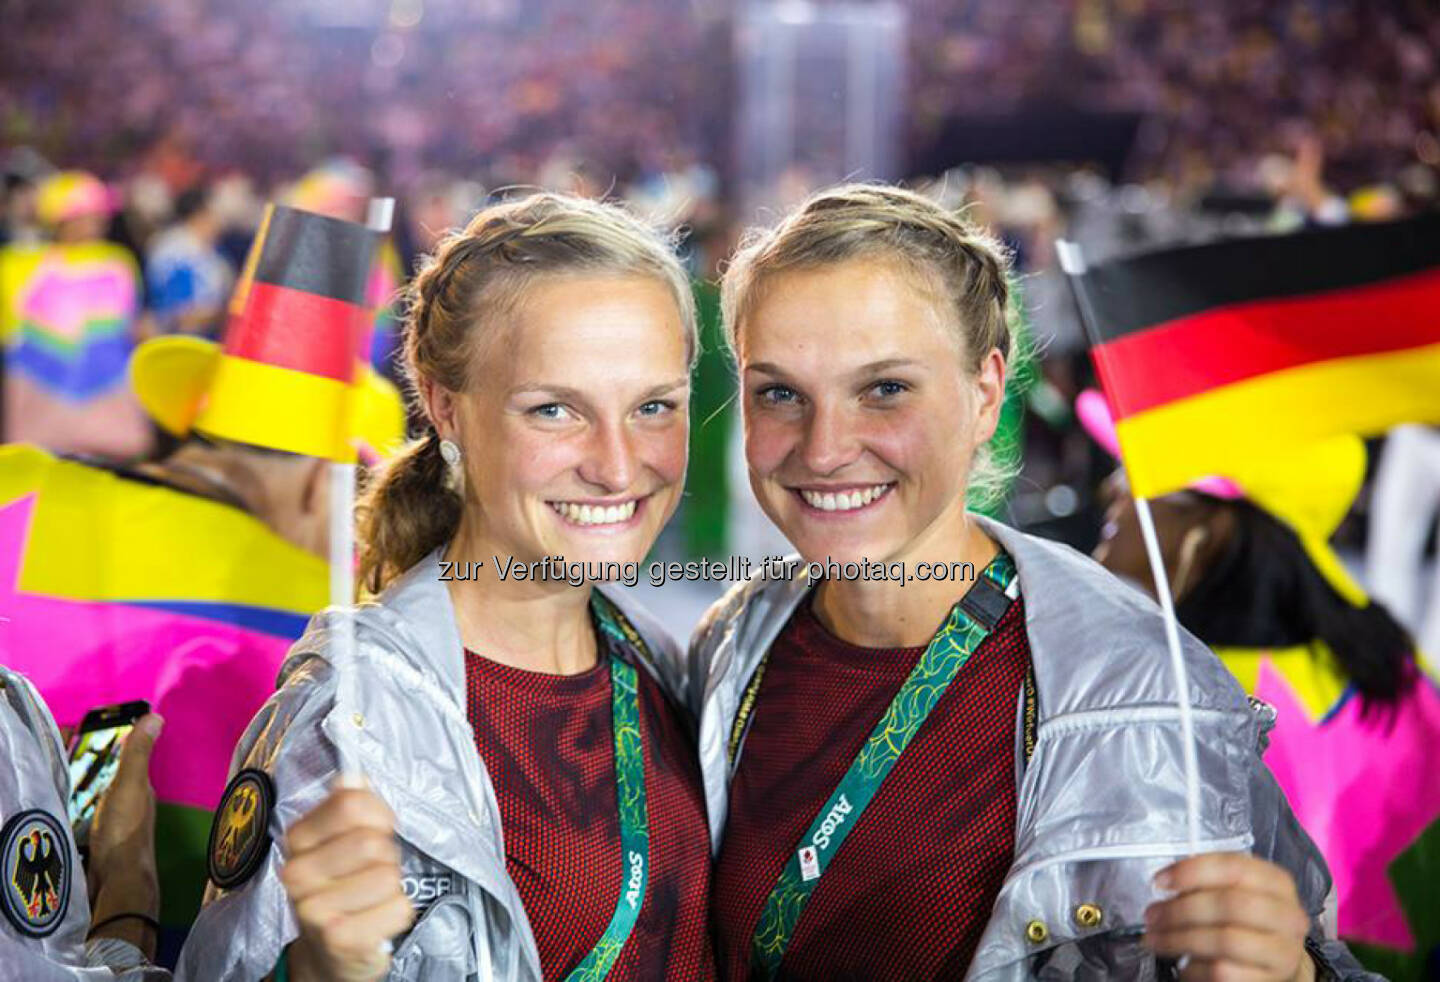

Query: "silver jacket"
(686, 517), (1380, 981)
(0, 666), (169, 981)
(176, 550), (687, 982)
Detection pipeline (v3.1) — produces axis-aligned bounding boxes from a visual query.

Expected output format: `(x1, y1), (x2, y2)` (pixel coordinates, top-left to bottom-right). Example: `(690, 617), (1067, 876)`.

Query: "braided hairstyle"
(357, 192), (697, 594)
(720, 182), (1017, 505)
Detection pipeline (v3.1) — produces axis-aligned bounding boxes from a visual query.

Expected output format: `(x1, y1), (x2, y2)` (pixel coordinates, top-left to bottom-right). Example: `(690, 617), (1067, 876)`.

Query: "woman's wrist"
(91, 868), (158, 915)
(87, 877), (160, 962)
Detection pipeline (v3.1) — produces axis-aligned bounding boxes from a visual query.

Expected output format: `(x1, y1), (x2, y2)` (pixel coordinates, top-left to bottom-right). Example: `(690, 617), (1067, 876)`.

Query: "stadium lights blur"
(771, 0), (817, 26)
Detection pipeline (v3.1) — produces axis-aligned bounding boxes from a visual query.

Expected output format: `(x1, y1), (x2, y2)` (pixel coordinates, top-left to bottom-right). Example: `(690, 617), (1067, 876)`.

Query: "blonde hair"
(358, 192), (697, 593)
(720, 182), (1020, 508)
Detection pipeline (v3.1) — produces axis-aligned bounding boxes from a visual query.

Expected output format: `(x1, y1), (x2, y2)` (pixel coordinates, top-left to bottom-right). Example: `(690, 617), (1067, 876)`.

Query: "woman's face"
(428, 274), (690, 570)
(737, 257), (1005, 567)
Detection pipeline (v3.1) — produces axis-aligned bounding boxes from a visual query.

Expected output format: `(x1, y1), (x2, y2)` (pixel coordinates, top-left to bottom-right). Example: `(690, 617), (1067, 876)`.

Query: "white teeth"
(799, 484), (892, 512)
(549, 500), (638, 526)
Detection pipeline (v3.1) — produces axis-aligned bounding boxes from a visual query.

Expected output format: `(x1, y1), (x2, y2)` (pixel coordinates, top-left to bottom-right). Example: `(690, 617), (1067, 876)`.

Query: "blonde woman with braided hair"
(179, 193), (717, 982)
(688, 184), (1377, 981)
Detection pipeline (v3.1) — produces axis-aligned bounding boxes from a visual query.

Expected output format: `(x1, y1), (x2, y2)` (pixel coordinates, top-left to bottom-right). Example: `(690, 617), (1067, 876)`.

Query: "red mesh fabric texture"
(465, 639), (717, 980)
(712, 596), (1031, 981)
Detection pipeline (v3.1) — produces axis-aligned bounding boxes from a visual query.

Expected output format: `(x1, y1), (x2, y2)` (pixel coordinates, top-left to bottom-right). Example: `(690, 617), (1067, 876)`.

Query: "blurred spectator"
(0, 171), (153, 459)
(1, 176), (40, 247)
(145, 184), (234, 339)
(1, 147), (49, 246)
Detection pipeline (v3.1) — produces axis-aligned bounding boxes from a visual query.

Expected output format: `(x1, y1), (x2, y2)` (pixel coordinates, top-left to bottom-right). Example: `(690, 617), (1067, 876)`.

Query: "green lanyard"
(748, 552), (1019, 978)
(562, 594), (651, 982)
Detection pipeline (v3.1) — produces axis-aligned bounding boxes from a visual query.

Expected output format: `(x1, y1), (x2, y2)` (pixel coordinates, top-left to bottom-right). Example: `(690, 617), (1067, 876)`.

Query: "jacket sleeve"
(0, 673), (171, 980)
(1245, 728), (1384, 981)
(174, 647), (342, 982)
(3, 942), (172, 981)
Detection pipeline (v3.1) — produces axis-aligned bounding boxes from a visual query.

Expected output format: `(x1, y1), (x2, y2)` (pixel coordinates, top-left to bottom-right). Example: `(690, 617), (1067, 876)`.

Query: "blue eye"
(531, 403), (568, 420)
(869, 380), (908, 399)
(637, 400), (675, 417)
(757, 384), (799, 406)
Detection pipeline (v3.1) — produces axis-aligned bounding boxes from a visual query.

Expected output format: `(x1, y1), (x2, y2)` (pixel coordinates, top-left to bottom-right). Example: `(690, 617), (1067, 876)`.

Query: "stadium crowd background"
(2, 0), (1437, 623)
(4, 2), (1440, 975)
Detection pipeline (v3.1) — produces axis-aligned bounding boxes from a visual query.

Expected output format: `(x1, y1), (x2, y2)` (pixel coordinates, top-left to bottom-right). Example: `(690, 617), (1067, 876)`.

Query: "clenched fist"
(278, 783), (414, 982)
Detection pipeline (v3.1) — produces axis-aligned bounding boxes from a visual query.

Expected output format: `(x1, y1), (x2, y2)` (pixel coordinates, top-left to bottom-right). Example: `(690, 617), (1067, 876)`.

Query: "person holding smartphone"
(179, 192), (715, 981)
(0, 665), (169, 978)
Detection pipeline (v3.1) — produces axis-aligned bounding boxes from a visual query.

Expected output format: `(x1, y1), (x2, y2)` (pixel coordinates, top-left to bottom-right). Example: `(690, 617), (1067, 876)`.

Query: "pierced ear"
(1200, 501), (1239, 565)
(419, 377), (460, 440)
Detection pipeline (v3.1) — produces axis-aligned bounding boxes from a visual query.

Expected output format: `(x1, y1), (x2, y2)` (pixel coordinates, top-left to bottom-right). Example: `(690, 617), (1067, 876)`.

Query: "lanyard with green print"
(561, 593), (652, 982)
(748, 552), (1020, 978)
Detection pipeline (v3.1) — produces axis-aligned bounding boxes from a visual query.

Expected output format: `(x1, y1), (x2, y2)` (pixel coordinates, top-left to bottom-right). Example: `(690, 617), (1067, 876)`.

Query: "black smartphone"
(67, 700), (149, 848)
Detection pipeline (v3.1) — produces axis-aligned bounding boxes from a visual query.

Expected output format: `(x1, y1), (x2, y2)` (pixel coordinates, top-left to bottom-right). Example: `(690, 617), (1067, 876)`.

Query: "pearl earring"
(439, 439), (464, 493)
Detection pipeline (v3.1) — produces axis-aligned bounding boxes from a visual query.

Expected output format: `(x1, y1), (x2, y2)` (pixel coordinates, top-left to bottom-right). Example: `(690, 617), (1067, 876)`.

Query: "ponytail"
(357, 429), (462, 595)
(1177, 499), (1417, 709)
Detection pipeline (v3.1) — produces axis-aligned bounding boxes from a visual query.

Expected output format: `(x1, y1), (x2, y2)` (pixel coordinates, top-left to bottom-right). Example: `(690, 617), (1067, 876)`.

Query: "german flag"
(130, 205), (381, 460)
(1069, 214), (1440, 498)
(223, 204), (377, 383)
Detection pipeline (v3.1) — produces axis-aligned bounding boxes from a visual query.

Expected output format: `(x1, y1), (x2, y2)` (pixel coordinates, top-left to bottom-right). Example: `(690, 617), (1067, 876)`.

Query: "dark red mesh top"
(465, 639), (717, 981)
(712, 595), (1031, 981)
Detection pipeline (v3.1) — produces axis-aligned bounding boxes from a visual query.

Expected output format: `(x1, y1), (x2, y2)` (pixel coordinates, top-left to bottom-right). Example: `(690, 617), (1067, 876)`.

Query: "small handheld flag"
(330, 197), (396, 784)
(1068, 214), (1440, 499)
(1062, 215), (1440, 860)
(130, 204), (390, 461)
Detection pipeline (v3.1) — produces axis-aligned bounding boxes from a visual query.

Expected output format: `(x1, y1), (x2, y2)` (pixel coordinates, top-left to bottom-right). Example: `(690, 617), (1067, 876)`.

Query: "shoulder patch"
(207, 768), (275, 890)
(1, 809), (70, 937)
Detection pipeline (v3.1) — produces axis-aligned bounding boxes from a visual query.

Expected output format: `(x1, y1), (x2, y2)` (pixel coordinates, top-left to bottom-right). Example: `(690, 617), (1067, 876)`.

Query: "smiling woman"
(688, 184), (1379, 982)
(179, 193), (718, 982)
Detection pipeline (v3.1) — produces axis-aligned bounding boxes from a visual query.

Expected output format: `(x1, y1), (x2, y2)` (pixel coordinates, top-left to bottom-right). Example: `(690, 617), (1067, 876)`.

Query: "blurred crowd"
(3, 0), (1438, 568)
(4, 0), (1436, 195)
(0, 0), (721, 191)
(910, 0), (1438, 193)
(2, 4), (1439, 971)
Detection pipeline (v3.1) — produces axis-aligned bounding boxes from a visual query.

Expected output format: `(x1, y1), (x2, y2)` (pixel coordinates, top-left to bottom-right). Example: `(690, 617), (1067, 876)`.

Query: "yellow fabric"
(1222, 435), (1370, 608)
(128, 335), (221, 436)
(197, 355), (354, 460)
(35, 171), (108, 226)
(129, 339), (406, 463)
(1115, 342), (1440, 499)
(0, 444), (326, 610)
(354, 368), (407, 459)
(1215, 642), (1351, 723)
(1116, 346), (1440, 608)
(0, 242), (140, 343)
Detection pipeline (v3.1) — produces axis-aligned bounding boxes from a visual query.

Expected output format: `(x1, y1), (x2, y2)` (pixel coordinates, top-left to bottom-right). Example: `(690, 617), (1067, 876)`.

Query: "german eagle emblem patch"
(207, 769), (275, 890)
(1, 809), (70, 937)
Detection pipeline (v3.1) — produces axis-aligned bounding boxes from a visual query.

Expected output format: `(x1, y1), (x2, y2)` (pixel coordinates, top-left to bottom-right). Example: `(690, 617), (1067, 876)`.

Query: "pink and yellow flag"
(0, 445), (327, 944)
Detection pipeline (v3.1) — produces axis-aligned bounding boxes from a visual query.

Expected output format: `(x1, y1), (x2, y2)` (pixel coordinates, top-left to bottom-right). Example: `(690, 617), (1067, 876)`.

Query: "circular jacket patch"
(207, 769), (275, 890)
(1, 809), (70, 937)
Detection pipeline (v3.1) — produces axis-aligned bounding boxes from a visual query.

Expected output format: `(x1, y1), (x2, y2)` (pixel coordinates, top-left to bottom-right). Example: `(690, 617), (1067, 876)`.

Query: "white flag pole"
(330, 196), (395, 784)
(1056, 238), (1201, 855)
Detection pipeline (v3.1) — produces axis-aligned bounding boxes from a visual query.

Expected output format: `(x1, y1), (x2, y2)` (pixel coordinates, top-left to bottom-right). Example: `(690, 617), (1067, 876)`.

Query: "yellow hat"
(36, 171), (111, 226)
(130, 204), (405, 461)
